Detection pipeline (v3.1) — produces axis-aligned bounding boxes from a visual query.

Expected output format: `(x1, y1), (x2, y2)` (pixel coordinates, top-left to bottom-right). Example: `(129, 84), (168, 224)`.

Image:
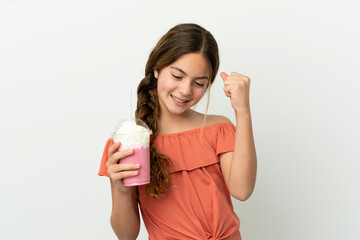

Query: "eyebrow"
(170, 66), (209, 80)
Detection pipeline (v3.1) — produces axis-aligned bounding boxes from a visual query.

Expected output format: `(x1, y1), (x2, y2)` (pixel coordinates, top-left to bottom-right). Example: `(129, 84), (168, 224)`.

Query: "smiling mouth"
(171, 94), (190, 104)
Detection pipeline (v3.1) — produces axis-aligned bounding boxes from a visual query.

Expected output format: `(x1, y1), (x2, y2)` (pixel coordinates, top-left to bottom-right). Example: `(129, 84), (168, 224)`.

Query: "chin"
(169, 108), (189, 115)
(167, 104), (193, 115)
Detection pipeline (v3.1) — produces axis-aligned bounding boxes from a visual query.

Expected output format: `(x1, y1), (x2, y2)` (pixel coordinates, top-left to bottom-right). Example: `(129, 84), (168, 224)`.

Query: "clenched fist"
(220, 71), (251, 113)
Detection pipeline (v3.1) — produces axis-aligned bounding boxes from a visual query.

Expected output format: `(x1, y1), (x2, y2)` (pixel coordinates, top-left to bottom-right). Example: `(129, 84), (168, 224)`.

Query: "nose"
(178, 80), (192, 96)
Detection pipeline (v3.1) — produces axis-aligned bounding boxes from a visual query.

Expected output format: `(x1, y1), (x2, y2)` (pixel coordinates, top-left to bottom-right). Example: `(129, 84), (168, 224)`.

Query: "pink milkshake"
(111, 119), (152, 186)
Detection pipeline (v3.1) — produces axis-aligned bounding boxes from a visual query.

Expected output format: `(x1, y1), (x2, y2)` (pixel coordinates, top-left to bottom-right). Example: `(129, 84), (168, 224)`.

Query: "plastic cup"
(111, 118), (152, 186)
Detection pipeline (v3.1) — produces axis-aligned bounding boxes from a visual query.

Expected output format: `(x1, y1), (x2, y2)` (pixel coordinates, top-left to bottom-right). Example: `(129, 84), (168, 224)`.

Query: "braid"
(135, 75), (172, 198)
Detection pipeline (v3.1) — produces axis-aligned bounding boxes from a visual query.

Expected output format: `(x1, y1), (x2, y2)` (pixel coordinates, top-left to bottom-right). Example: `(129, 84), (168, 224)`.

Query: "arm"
(106, 141), (141, 239)
(219, 71), (257, 201)
(220, 110), (257, 201)
(109, 181), (140, 240)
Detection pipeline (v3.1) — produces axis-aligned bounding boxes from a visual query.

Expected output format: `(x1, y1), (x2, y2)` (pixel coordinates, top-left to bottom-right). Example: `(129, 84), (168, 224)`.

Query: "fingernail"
(134, 164), (140, 168)
(133, 171), (138, 175)
(127, 149), (133, 154)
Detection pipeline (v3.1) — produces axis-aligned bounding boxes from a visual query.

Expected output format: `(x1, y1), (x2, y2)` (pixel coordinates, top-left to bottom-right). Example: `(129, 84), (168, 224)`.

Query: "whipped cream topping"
(112, 119), (152, 150)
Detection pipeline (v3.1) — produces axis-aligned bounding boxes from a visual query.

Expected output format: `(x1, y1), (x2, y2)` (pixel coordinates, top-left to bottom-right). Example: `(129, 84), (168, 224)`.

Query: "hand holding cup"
(106, 141), (140, 194)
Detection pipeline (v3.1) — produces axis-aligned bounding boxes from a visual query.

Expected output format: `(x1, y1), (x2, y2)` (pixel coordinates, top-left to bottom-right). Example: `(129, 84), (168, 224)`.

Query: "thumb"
(220, 72), (228, 81)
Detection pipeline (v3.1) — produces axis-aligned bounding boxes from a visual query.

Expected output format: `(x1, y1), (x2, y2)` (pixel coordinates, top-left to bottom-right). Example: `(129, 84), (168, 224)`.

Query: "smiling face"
(154, 53), (210, 118)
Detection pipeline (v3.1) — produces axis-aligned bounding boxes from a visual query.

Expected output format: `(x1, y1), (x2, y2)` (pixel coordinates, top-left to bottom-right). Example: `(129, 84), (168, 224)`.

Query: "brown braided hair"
(135, 23), (220, 198)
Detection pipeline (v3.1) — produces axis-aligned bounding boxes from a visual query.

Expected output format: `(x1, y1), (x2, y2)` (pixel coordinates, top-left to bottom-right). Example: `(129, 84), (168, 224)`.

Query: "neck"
(160, 109), (193, 123)
(158, 109), (197, 134)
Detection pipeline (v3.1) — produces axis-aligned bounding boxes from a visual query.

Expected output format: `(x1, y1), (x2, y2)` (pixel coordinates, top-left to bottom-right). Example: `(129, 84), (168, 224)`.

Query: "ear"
(154, 69), (159, 79)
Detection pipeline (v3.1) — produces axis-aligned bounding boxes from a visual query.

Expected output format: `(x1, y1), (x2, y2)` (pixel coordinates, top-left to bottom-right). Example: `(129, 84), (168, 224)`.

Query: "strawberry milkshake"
(111, 119), (152, 186)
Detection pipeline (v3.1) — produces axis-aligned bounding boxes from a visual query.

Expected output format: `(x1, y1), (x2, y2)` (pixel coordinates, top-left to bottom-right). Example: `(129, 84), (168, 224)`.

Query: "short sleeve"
(216, 122), (236, 158)
(98, 138), (114, 177)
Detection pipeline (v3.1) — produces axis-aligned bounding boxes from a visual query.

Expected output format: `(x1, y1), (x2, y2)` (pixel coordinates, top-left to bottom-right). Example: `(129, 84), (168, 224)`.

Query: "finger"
(223, 77), (242, 83)
(108, 141), (121, 156)
(108, 148), (134, 165)
(220, 72), (228, 81)
(228, 75), (251, 82)
(231, 72), (249, 77)
(111, 163), (141, 173)
(110, 171), (139, 180)
(223, 77), (250, 87)
(223, 86), (231, 97)
(231, 72), (243, 76)
(223, 78), (242, 87)
(110, 170), (139, 181)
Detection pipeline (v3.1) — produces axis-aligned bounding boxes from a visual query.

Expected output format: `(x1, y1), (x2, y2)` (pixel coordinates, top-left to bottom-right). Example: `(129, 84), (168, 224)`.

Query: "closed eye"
(172, 74), (182, 79)
(172, 74), (206, 87)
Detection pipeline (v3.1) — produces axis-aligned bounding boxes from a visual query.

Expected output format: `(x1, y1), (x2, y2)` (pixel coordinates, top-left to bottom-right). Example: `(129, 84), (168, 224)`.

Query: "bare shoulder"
(189, 110), (232, 127)
(205, 114), (232, 126)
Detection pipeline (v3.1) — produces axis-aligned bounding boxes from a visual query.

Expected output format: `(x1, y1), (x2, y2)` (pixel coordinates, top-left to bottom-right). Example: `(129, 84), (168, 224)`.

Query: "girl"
(98, 23), (257, 240)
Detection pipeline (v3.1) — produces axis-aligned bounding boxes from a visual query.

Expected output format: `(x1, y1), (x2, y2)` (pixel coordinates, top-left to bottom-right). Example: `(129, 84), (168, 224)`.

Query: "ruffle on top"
(153, 122), (236, 173)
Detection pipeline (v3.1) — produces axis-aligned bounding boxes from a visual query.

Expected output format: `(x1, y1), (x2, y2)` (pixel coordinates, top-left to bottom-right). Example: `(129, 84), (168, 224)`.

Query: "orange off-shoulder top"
(98, 122), (242, 240)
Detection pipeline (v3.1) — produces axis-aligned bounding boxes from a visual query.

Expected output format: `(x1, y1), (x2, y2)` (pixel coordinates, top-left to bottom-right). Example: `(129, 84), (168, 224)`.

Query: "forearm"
(110, 187), (140, 240)
(228, 109), (257, 200)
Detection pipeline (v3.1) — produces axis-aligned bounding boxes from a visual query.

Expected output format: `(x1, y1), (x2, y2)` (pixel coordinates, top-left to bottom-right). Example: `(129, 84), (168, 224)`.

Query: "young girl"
(98, 23), (257, 240)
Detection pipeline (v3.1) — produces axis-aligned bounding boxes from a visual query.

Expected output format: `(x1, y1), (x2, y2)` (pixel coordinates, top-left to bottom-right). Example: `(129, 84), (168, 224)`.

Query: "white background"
(1, 0), (359, 239)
